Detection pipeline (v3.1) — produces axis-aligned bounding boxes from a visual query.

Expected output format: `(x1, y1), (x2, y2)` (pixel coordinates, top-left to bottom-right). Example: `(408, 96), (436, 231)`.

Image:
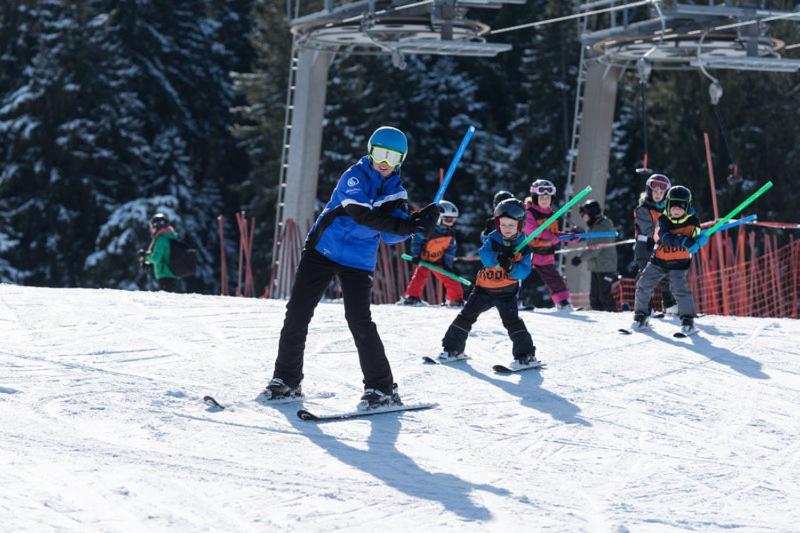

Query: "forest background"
(1, 0), (798, 295)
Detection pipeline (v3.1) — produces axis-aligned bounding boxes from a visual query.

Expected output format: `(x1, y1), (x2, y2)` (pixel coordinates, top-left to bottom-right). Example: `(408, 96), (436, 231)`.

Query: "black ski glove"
(571, 256), (582, 267)
(410, 255), (421, 264)
(409, 203), (441, 233)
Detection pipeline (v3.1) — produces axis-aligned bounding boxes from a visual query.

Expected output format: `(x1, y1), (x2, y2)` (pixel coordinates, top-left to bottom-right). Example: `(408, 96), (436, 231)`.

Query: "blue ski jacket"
(305, 156), (412, 271)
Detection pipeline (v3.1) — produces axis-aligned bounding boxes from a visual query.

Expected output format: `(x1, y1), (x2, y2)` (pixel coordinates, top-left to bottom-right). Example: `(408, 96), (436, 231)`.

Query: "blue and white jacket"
(305, 156), (412, 271)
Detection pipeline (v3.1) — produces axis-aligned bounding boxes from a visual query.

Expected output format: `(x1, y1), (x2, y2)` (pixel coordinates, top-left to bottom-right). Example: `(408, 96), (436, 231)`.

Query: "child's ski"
(297, 402), (437, 422)
(202, 391), (334, 410)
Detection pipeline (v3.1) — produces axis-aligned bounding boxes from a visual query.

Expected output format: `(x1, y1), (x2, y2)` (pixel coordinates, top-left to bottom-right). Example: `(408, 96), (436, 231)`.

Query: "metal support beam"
(282, 49), (335, 231)
(564, 59), (621, 298)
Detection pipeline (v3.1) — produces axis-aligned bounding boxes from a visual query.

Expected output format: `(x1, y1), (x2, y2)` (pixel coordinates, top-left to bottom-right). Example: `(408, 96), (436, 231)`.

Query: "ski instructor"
(264, 126), (440, 409)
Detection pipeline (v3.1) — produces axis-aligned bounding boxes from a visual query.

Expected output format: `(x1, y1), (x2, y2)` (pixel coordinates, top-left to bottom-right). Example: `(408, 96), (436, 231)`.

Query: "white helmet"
(437, 200), (459, 225)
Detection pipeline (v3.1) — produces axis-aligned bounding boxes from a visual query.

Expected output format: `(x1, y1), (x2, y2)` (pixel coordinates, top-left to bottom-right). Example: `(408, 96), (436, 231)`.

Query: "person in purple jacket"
(264, 126), (439, 410)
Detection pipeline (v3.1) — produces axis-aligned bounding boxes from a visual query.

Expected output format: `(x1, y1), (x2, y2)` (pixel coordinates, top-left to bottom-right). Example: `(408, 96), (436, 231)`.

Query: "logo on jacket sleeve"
(347, 177), (359, 187)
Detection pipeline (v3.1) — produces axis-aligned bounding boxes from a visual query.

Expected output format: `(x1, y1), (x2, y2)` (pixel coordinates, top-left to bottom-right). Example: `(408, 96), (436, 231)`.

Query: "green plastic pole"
(401, 254), (472, 286)
(702, 181), (773, 238)
(513, 186), (592, 253)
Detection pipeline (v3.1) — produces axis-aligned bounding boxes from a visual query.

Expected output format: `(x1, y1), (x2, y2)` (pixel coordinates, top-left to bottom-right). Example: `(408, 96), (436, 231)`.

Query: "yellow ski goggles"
(369, 146), (405, 167)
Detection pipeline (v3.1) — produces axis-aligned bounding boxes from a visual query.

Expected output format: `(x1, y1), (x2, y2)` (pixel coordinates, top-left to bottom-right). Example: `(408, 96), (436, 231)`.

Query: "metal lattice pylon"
(270, 37), (300, 299)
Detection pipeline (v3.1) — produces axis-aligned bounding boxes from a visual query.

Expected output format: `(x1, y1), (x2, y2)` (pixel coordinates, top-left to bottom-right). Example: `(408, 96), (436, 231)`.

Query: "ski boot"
(631, 312), (650, 331)
(400, 295), (421, 306)
(509, 350), (540, 371)
(436, 349), (468, 363)
(263, 377), (302, 400)
(358, 384), (402, 411)
(680, 316), (698, 336)
(556, 301), (574, 312)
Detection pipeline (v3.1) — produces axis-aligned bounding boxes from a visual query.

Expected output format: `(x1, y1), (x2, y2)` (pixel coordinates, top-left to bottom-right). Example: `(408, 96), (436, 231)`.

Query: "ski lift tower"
(562, 0), (800, 298)
(271, 0), (516, 298)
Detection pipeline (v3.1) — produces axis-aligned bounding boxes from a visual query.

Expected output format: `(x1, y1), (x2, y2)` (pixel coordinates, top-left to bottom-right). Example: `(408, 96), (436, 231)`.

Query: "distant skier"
(633, 173), (678, 315)
(140, 213), (181, 293)
(265, 126), (440, 409)
(524, 179), (577, 311)
(631, 185), (703, 335)
(570, 199), (618, 312)
(401, 200), (464, 307)
(437, 198), (538, 369)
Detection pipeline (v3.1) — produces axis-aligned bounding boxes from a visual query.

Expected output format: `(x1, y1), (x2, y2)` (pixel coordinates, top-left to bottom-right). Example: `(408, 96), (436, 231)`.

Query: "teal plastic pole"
(704, 181), (772, 237)
(514, 186), (592, 253)
(401, 254), (472, 286)
(688, 182), (772, 253)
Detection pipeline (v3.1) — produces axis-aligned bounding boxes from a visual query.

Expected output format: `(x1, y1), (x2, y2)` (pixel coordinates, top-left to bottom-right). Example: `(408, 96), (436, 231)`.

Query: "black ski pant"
(590, 272), (617, 312)
(636, 259), (676, 310)
(273, 249), (394, 395)
(442, 286), (534, 358)
(157, 277), (179, 292)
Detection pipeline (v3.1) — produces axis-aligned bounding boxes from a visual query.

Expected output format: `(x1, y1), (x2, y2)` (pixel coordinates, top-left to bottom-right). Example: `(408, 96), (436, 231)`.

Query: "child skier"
(437, 198), (539, 370)
(633, 173), (678, 314)
(632, 185), (704, 335)
(142, 213), (181, 292)
(571, 199), (618, 312)
(402, 200), (464, 307)
(524, 179), (575, 311)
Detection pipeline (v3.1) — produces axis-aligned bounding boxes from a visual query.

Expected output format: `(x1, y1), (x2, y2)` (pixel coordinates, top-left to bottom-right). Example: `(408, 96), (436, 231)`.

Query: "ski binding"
(492, 361), (545, 373)
(422, 353), (469, 365)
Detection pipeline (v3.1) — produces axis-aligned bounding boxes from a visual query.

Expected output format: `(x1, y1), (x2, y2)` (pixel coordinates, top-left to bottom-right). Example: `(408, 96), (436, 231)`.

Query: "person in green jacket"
(142, 213), (180, 292)
(571, 199), (618, 311)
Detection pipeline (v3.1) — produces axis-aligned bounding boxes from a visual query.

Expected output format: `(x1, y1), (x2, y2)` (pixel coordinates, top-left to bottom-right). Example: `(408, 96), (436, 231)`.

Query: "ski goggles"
(647, 178), (670, 192)
(531, 184), (556, 196)
(370, 146), (405, 167)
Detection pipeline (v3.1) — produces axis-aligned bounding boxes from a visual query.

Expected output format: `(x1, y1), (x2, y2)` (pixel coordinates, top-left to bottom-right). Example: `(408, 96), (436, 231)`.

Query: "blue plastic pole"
(433, 125), (476, 204)
(711, 214), (757, 233)
(559, 230), (619, 241)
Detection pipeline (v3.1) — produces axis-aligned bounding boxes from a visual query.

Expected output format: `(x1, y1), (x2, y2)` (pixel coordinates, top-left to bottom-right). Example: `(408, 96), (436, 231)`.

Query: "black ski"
(203, 395), (225, 409)
(297, 402), (436, 422)
(492, 361), (546, 373)
(618, 328), (632, 335)
(673, 329), (698, 339)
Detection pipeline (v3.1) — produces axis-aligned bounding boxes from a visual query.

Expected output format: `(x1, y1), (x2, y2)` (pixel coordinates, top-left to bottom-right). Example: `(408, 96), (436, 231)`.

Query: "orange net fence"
(613, 234), (799, 319)
(269, 219), (799, 318)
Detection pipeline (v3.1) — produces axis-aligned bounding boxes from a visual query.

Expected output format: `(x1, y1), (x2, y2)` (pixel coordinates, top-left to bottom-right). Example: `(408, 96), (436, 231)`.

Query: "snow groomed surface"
(1, 284), (799, 531)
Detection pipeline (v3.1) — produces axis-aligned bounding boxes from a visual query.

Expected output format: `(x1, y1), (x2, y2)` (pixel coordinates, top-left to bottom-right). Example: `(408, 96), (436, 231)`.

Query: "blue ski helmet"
(367, 126), (408, 164)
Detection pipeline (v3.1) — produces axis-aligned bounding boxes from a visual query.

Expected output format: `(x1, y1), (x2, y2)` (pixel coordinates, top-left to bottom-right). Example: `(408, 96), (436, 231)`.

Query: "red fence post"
(217, 215), (229, 296)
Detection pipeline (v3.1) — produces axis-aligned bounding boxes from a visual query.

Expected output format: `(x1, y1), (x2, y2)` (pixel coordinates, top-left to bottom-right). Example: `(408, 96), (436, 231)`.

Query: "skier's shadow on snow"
(285, 410), (510, 521)
(451, 363), (591, 426)
(665, 333), (769, 379)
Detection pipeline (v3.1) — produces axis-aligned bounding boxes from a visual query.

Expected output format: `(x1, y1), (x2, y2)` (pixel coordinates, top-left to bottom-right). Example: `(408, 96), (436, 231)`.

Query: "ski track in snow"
(1, 284), (799, 531)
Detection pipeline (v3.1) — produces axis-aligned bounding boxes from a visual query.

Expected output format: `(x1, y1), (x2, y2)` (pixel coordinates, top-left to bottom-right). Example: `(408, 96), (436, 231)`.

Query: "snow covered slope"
(1, 284), (799, 532)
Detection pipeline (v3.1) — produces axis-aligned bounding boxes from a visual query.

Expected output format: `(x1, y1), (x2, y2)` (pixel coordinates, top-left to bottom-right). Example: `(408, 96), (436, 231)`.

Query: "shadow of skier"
(673, 333), (769, 380)
(285, 409), (510, 521)
(448, 362), (591, 426)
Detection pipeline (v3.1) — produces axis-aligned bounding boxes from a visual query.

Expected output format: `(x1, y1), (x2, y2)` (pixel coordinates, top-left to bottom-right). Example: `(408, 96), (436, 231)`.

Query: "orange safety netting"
(269, 220), (799, 318)
(614, 236), (799, 319)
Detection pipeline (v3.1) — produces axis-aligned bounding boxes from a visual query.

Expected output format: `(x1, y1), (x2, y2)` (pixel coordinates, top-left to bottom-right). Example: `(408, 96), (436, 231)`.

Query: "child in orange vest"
(632, 185), (703, 335)
(437, 198), (538, 369)
(402, 200), (464, 306)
